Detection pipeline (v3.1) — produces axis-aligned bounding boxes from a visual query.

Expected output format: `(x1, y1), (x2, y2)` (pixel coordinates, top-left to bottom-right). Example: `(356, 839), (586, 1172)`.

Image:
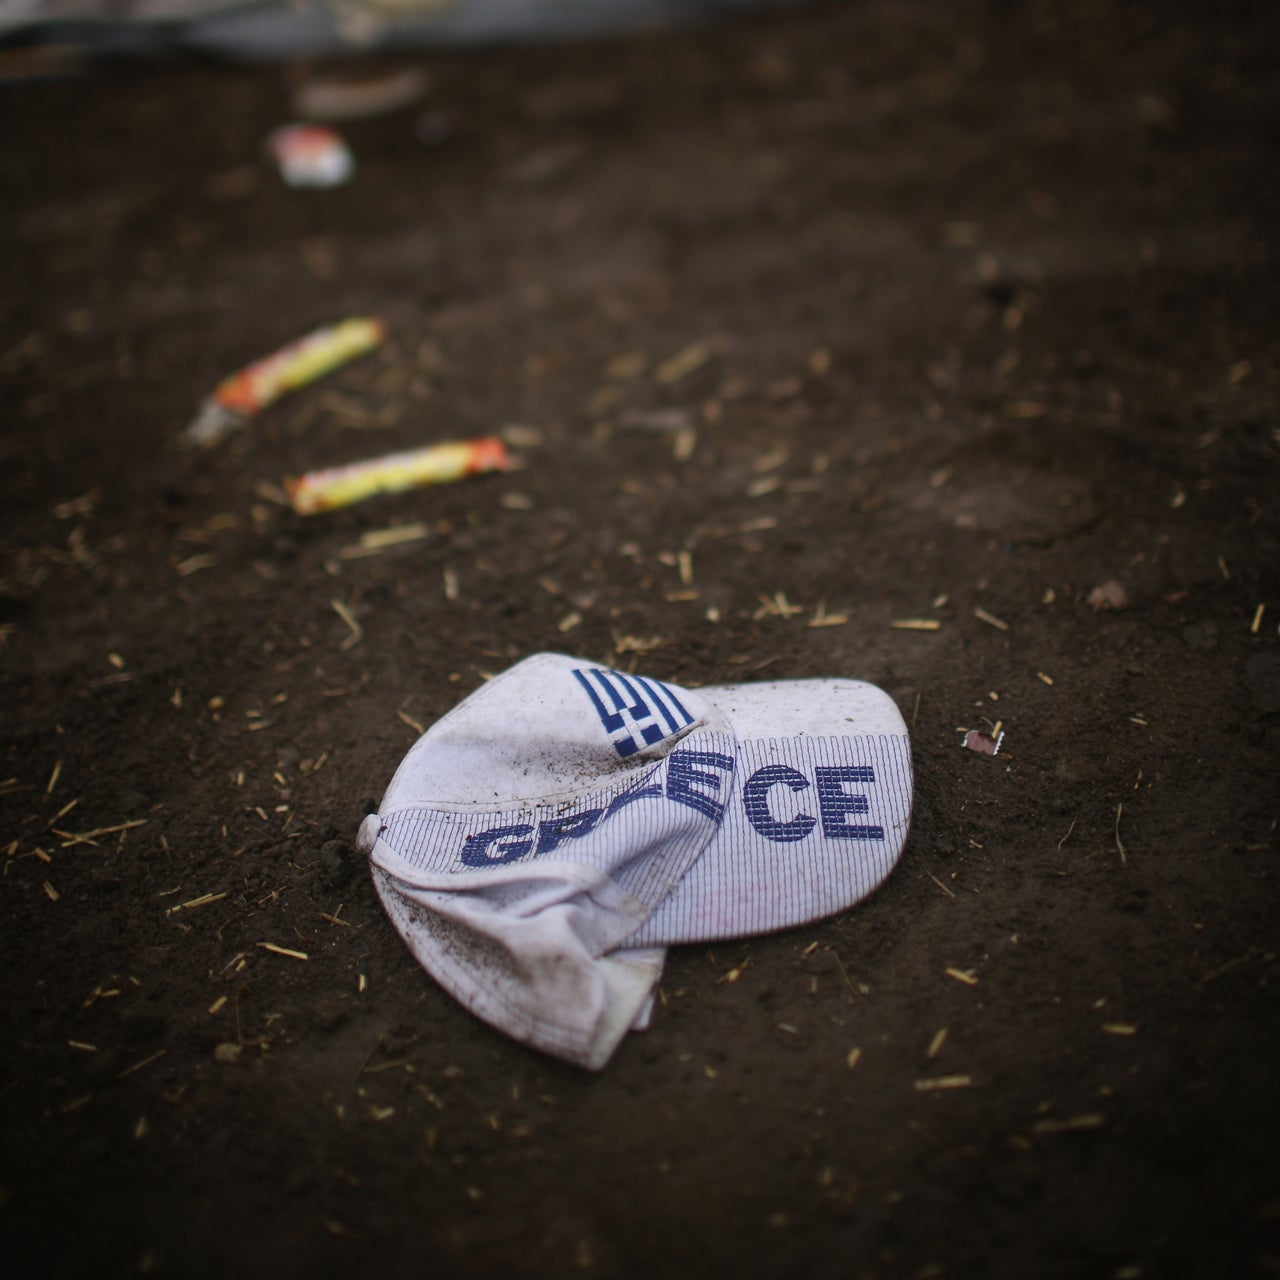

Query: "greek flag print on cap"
(357, 653), (913, 1070)
(572, 666), (695, 757)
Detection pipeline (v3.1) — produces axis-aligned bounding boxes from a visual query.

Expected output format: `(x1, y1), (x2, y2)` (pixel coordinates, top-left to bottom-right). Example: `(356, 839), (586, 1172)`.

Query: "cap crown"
(382, 654), (719, 811)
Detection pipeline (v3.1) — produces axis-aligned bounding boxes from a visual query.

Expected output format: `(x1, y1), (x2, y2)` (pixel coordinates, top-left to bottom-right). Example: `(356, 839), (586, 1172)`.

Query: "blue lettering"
(815, 766), (883, 840)
(457, 750), (761, 869)
(605, 769), (665, 819)
(666, 750), (735, 820)
(536, 808), (603, 855)
(743, 765), (817, 843)
(460, 824), (535, 866)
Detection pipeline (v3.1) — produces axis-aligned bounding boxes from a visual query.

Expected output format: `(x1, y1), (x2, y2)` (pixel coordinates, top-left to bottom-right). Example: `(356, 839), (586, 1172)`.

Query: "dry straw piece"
(972, 606), (1009, 631)
(258, 942), (309, 961)
(915, 1075), (972, 1091)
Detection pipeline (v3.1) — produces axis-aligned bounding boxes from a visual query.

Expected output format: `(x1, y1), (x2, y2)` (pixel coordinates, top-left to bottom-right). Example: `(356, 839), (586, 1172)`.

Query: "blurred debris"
(0, 0), (814, 62)
(184, 317), (386, 447)
(502, 140), (586, 185)
(1087, 580), (1129, 611)
(285, 437), (509, 515)
(618, 408), (693, 433)
(656, 342), (713, 385)
(293, 66), (429, 121)
(268, 123), (354, 189)
(500, 423), (544, 448)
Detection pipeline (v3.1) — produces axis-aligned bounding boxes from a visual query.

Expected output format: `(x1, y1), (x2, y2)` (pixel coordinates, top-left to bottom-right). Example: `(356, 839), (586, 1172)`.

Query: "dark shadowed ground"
(2, 2), (1279, 1276)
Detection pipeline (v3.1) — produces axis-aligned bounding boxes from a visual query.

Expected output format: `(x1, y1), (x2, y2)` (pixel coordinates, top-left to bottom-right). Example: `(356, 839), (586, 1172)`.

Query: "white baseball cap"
(356, 653), (913, 1069)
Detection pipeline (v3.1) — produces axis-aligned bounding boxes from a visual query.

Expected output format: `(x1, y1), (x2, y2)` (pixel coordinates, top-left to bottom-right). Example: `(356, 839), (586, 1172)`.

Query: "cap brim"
(626, 678), (913, 945)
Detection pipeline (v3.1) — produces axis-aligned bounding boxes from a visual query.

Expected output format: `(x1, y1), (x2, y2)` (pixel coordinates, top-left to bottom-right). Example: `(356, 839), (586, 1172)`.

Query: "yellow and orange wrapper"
(285, 437), (510, 516)
(185, 316), (386, 446)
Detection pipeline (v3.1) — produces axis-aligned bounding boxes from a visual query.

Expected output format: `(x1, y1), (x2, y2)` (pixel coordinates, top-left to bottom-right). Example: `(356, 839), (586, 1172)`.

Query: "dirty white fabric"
(357, 652), (912, 1069)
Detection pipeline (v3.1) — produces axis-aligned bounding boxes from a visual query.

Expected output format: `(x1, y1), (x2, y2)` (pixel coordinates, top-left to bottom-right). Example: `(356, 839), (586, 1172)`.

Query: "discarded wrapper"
(184, 317), (386, 447)
(961, 729), (1004, 756)
(285, 437), (510, 516)
(268, 123), (354, 189)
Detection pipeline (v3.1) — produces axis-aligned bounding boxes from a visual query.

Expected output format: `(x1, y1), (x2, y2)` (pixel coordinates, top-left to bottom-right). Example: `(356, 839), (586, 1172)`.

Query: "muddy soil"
(2, 2), (1279, 1277)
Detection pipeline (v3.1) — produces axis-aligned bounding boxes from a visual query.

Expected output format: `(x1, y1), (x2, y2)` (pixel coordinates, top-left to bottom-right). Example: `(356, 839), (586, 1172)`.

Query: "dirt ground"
(3, 1), (1279, 1276)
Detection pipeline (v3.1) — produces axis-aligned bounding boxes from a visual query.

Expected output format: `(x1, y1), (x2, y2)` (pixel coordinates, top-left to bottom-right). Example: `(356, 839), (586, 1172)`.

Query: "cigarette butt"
(286, 437), (509, 515)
